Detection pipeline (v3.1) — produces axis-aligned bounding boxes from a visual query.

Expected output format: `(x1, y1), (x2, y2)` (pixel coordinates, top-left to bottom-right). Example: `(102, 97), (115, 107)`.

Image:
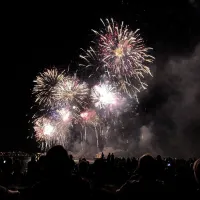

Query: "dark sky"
(2, 0), (200, 152)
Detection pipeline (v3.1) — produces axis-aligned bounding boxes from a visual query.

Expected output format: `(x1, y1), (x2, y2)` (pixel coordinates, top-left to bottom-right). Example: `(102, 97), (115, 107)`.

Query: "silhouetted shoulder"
(117, 179), (165, 195)
(0, 185), (7, 198)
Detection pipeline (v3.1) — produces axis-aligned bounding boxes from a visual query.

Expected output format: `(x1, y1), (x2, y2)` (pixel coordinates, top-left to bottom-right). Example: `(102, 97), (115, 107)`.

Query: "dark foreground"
(0, 146), (200, 199)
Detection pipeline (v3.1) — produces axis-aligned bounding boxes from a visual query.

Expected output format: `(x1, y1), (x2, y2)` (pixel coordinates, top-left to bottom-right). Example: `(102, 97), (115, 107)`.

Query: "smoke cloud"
(98, 44), (200, 158)
(67, 44), (200, 159)
(149, 44), (200, 158)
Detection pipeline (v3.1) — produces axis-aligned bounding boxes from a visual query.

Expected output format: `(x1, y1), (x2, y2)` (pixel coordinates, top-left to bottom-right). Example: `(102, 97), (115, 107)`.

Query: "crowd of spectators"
(0, 145), (199, 199)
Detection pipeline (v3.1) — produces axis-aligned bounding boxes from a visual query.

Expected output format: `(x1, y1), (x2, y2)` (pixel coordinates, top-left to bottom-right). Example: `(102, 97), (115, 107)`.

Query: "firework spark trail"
(33, 68), (65, 109)
(94, 125), (99, 148)
(80, 109), (101, 146)
(54, 75), (89, 108)
(79, 47), (98, 70)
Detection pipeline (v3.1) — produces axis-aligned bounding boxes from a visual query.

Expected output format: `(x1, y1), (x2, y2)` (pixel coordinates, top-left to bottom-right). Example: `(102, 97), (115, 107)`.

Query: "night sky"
(2, 0), (200, 153)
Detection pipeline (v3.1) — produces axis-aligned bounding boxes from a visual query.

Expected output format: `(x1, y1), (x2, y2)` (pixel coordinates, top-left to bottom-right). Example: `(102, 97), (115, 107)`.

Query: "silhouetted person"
(78, 160), (89, 180)
(117, 154), (165, 197)
(0, 158), (13, 187)
(37, 155), (46, 182)
(91, 159), (106, 189)
(28, 156), (37, 173)
(131, 157), (138, 171)
(69, 154), (75, 170)
(156, 155), (165, 179)
(111, 153), (114, 163)
(107, 153), (111, 162)
(12, 160), (24, 186)
(27, 156), (37, 185)
(31, 145), (90, 199)
(101, 152), (104, 159)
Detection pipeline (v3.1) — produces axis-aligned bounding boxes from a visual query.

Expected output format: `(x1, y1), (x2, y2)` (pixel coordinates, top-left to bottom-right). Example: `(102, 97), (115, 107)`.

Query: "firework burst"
(32, 18), (155, 151)
(80, 109), (99, 126)
(80, 18), (154, 95)
(33, 68), (65, 108)
(96, 19), (154, 78)
(91, 81), (118, 109)
(34, 117), (55, 142)
(34, 116), (70, 149)
(54, 75), (89, 108)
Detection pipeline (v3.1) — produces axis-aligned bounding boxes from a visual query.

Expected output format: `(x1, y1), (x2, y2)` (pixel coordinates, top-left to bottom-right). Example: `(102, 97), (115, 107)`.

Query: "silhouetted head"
(93, 159), (105, 176)
(46, 145), (71, 178)
(82, 158), (86, 162)
(79, 160), (88, 176)
(69, 155), (73, 160)
(193, 158), (200, 184)
(156, 155), (162, 161)
(137, 154), (156, 179)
